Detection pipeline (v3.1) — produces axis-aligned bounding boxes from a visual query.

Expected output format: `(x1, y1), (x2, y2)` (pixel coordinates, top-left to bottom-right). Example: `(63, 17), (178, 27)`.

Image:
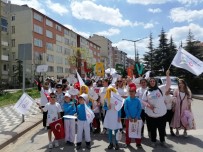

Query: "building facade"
(112, 46), (127, 68)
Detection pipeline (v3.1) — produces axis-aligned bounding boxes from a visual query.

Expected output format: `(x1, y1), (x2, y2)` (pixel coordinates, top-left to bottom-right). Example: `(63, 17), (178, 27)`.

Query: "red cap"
(129, 83), (136, 91)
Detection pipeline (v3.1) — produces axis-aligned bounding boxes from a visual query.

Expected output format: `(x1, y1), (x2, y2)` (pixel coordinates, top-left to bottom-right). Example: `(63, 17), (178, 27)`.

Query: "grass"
(0, 88), (40, 107)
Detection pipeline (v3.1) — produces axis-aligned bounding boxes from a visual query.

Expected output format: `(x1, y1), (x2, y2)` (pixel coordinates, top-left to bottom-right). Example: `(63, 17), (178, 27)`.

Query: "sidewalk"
(0, 99), (43, 150)
(192, 94), (203, 100)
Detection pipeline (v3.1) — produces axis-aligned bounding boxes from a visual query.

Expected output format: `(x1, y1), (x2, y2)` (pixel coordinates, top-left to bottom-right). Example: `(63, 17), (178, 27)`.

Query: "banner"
(36, 65), (48, 73)
(76, 71), (85, 86)
(49, 118), (65, 140)
(172, 48), (203, 76)
(111, 92), (124, 111)
(95, 62), (105, 76)
(14, 93), (34, 115)
(129, 120), (143, 138)
(85, 104), (95, 124)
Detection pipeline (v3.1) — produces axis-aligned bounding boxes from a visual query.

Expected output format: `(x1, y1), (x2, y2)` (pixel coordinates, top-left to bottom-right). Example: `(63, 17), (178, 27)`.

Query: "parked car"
(155, 76), (178, 94)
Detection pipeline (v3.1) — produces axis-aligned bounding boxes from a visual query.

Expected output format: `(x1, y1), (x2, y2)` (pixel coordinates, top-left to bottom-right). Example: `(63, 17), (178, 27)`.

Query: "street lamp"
(122, 37), (147, 63)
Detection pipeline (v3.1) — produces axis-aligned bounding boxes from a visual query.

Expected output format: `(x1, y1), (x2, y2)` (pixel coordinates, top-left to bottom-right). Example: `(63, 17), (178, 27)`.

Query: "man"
(124, 83), (142, 148)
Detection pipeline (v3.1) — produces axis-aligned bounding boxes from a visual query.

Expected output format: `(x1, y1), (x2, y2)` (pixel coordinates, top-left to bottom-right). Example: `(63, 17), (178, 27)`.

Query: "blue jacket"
(124, 97), (141, 119)
(77, 104), (86, 121)
(103, 100), (121, 118)
(63, 101), (76, 117)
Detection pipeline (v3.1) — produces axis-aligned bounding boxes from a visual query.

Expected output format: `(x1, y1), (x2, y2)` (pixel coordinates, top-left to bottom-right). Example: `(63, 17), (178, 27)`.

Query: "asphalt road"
(2, 99), (203, 152)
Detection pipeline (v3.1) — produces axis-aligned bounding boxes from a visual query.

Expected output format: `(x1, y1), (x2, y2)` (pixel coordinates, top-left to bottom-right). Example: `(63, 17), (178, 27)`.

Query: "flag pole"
(168, 64), (172, 70)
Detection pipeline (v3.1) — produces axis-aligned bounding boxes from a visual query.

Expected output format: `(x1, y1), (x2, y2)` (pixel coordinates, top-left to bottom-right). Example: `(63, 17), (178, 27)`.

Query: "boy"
(39, 92), (62, 149)
(63, 92), (76, 145)
(76, 93), (91, 150)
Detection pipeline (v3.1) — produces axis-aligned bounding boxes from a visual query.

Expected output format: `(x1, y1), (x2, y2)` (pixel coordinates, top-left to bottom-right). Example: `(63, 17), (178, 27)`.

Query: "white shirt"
(136, 87), (148, 109)
(117, 87), (128, 97)
(164, 94), (174, 110)
(142, 85), (167, 117)
(99, 87), (108, 105)
(43, 102), (62, 126)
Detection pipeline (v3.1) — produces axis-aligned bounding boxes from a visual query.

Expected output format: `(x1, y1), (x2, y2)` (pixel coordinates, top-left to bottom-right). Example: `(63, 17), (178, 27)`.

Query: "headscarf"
(104, 87), (117, 105)
(148, 77), (159, 91)
(79, 85), (89, 95)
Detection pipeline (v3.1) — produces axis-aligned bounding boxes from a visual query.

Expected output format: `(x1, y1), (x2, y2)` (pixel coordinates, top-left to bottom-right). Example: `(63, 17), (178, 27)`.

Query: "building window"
(48, 66), (54, 72)
(3, 64), (7, 71)
(46, 42), (53, 51)
(47, 54), (54, 63)
(11, 39), (15, 47)
(56, 24), (61, 31)
(64, 29), (69, 35)
(34, 38), (43, 47)
(64, 38), (69, 45)
(34, 52), (43, 64)
(64, 48), (71, 55)
(11, 15), (15, 21)
(57, 66), (63, 73)
(11, 26), (15, 34)
(34, 24), (43, 34)
(33, 12), (42, 22)
(46, 19), (53, 27)
(56, 34), (62, 42)
(55, 56), (63, 64)
(46, 30), (53, 38)
(65, 68), (69, 73)
(56, 45), (63, 53)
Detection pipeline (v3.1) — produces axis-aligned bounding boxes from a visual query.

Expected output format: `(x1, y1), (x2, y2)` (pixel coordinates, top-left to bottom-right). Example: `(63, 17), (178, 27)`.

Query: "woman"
(170, 79), (195, 137)
(142, 70), (171, 147)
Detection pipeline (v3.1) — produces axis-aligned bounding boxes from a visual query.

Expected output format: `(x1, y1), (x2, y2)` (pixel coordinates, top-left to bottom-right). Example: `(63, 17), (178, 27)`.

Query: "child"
(103, 87), (122, 150)
(39, 92), (62, 149)
(63, 92), (76, 145)
(76, 93), (91, 150)
(92, 96), (101, 133)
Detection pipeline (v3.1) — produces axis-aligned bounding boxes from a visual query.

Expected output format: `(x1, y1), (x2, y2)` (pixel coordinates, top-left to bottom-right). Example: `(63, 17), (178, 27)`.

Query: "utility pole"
(0, 0), (2, 85)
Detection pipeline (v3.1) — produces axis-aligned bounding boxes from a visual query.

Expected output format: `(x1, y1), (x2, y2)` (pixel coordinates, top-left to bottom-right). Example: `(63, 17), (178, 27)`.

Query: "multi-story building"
(126, 57), (135, 67)
(89, 34), (112, 69)
(112, 47), (127, 68)
(2, 1), (100, 87)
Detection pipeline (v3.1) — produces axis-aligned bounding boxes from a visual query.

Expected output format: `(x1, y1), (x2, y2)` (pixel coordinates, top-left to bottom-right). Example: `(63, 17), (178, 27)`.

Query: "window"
(57, 66), (63, 73)
(11, 39), (15, 47)
(34, 52), (43, 64)
(48, 66), (54, 72)
(56, 34), (62, 42)
(46, 42), (53, 51)
(34, 38), (43, 47)
(46, 19), (53, 27)
(3, 64), (7, 71)
(34, 24), (43, 34)
(64, 48), (71, 55)
(11, 15), (15, 21)
(55, 56), (63, 64)
(56, 45), (62, 53)
(1, 18), (8, 32)
(33, 12), (42, 22)
(46, 30), (53, 38)
(56, 24), (61, 31)
(65, 68), (69, 73)
(64, 29), (69, 35)
(64, 38), (69, 45)
(65, 59), (69, 65)
(47, 54), (54, 62)
(11, 26), (15, 34)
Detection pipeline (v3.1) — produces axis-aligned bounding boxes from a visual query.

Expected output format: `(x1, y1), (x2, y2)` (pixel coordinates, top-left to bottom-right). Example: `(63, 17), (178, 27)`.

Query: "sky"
(10, 0), (203, 59)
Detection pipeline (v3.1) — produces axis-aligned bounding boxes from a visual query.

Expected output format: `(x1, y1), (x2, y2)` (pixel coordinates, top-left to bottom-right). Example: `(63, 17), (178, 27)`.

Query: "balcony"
(1, 55), (8, 61)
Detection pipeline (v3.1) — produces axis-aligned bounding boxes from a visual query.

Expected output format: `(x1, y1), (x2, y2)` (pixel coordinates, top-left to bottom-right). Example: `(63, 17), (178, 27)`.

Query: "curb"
(0, 116), (42, 150)
(192, 95), (203, 100)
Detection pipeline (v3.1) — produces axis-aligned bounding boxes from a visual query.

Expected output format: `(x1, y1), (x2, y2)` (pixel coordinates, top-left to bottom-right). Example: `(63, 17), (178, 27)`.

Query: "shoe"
(183, 131), (188, 137)
(108, 143), (113, 149)
(86, 145), (91, 149)
(101, 129), (106, 134)
(124, 144), (130, 148)
(54, 140), (59, 147)
(69, 142), (74, 146)
(170, 130), (175, 136)
(115, 143), (119, 150)
(76, 145), (81, 150)
(151, 142), (156, 148)
(48, 143), (53, 149)
(160, 142), (169, 148)
(66, 141), (71, 144)
(136, 144), (142, 148)
(176, 130), (179, 136)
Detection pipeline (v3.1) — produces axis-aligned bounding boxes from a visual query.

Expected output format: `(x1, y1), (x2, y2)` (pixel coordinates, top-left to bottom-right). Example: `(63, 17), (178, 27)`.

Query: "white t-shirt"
(43, 102), (62, 126)
(40, 87), (51, 106)
(136, 87), (148, 109)
(164, 94), (174, 110)
(117, 87), (128, 97)
(142, 85), (167, 118)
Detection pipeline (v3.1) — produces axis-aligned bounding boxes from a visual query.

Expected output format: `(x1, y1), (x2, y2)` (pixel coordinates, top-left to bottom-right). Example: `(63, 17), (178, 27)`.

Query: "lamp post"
(122, 37), (147, 63)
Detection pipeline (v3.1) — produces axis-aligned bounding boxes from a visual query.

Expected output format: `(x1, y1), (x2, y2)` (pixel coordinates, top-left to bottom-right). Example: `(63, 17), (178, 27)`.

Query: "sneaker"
(86, 145), (91, 150)
(76, 145), (81, 150)
(115, 143), (119, 150)
(183, 131), (188, 137)
(136, 144), (142, 148)
(108, 143), (113, 149)
(54, 140), (59, 147)
(176, 130), (179, 136)
(48, 143), (53, 149)
(160, 142), (169, 148)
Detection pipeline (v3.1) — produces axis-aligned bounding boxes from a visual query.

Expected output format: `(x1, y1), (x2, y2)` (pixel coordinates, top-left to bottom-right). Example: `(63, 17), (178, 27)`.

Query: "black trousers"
(42, 111), (47, 127)
(147, 115), (166, 142)
(165, 109), (174, 131)
(141, 109), (149, 134)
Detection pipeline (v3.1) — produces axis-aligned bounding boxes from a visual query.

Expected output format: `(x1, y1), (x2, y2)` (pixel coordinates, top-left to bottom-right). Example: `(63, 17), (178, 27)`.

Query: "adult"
(170, 79), (195, 137)
(142, 70), (171, 147)
(55, 83), (65, 117)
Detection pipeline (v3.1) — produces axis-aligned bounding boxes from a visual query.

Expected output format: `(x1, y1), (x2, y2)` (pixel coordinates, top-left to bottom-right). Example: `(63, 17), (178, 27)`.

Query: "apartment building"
(1, 1), (100, 86)
(112, 46), (127, 68)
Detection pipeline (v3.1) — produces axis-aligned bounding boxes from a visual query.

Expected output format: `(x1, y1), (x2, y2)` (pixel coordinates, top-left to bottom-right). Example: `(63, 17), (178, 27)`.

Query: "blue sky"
(11, 0), (203, 59)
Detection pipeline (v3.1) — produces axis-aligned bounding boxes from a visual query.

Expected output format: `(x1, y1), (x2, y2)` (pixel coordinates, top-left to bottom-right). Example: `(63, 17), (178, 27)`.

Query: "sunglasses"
(50, 96), (56, 98)
(117, 81), (122, 82)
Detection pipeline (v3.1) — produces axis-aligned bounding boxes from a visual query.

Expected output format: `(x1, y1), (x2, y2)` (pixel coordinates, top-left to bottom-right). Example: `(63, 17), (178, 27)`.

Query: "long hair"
(104, 87), (117, 105)
(79, 85), (89, 95)
(178, 79), (191, 96)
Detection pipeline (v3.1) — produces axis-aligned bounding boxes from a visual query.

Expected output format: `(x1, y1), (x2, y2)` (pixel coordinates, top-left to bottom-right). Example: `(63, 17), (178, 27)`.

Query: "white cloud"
(126, 0), (170, 5)
(95, 28), (120, 37)
(45, 0), (68, 16)
(170, 7), (203, 22)
(167, 23), (203, 46)
(64, 24), (90, 38)
(148, 8), (162, 13)
(178, 0), (203, 5)
(144, 23), (154, 29)
(70, 1), (133, 27)
(10, 0), (46, 14)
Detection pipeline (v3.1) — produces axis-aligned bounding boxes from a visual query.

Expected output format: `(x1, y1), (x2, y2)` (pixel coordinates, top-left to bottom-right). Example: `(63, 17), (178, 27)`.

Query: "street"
(1, 98), (203, 152)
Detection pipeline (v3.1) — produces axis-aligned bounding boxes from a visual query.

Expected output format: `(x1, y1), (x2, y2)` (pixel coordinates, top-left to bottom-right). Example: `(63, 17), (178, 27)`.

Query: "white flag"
(111, 92), (124, 111)
(36, 65), (48, 73)
(172, 48), (203, 76)
(85, 104), (95, 124)
(76, 71), (85, 86)
(14, 93), (34, 115)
